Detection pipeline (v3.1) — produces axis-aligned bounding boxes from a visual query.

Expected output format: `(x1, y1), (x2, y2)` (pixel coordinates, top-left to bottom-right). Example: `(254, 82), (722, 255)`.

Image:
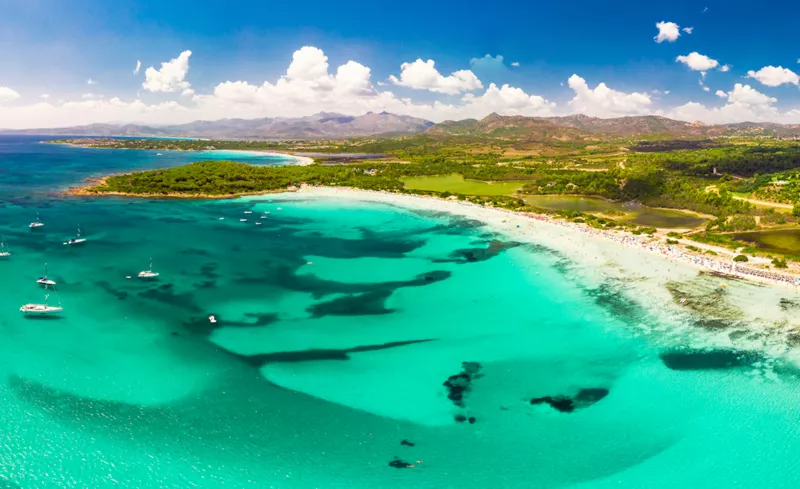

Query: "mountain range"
(3, 111), (800, 140)
(0, 112), (433, 139)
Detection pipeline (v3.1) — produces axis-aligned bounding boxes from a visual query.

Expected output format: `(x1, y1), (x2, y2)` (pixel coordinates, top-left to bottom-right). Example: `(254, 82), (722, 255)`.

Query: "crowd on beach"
(311, 187), (800, 289)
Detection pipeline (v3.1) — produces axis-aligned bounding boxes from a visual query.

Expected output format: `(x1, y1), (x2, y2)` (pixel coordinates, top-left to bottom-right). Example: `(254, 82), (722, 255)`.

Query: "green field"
(401, 174), (528, 196)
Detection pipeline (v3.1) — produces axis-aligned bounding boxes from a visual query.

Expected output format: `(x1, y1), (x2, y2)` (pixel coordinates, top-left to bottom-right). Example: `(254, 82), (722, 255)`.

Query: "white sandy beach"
(280, 186), (800, 361)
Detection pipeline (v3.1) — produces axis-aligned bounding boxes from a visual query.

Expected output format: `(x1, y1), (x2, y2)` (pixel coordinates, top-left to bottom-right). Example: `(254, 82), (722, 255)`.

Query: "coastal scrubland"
(62, 132), (800, 263)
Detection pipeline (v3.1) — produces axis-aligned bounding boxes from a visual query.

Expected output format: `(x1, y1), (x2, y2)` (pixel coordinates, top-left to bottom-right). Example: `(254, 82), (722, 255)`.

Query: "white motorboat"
(240, 218), (248, 222)
(156, 153), (163, 156)
(36, 263), (56, 286)
(244, 211), (253, 214)
(138, 258), (159, 279)
(29, 213), (44, 229)
(63, 226), (86, 245)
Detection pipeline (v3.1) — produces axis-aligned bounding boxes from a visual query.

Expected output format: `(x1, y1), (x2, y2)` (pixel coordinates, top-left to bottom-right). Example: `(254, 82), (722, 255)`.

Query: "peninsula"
(67, 111), (800, 283)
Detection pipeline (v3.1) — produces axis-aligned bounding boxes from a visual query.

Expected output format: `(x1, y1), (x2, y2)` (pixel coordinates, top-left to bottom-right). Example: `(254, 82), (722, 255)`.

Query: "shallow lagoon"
(734, 229), (800, 256)
(2, 136), (800, 487)
(525, 195), (707, 229)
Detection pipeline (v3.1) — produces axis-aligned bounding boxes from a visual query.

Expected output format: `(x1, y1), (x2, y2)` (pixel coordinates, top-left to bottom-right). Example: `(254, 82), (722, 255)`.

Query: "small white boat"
(20, 302), (63, 315)
(37, 263), (56, 286)
(0, 235), (10, 257)
(260, 215), (267, 219)
(244, 211), (253, 214)
(240, 218), (248, 222)
(20, 289), (62, 315)
(138, 258), (159, 279)
(256, 222), (262, 226)
(29, 213), (44, 229)
(277, 207), (282, 211)
(63, 226), (86, 246)
(156, 153), (163, 156)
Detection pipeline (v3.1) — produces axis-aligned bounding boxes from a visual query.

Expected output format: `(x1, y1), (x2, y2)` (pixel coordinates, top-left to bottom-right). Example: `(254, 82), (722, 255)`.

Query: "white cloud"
(134, 60), (141, 75)
(719, 65), (730, 72)
(655, 21), (681, 43)
(682, 27), (694, 34)
(511, 61), (520, 67)
(703, 86), (710, 92)
(664, 90), (671, 95)
(567, 74), (652, 117)
(0, 98), (190, 129)
(87, 78), (98, 85)
(746, 65), (800, 87)
(0, 86), (20, 104)
(665, 84), (798, 124)
(181, 88), (195, 97)
(676, 52), (719, 71)
(456, 83), (555, 119)
(81, 93), (96, 99)
(40, 93), (49, 99)
(143, 50), (192, 93)
(389, 58), (482, 94)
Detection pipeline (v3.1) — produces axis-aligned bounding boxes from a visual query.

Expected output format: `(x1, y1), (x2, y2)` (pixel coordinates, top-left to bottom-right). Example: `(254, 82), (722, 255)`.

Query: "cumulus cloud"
(40, 94), (49, 99)
(0, 86), (20, 104)
(511, 61), (520, 67)
(719, 65), (730, 72)
(746, 65), (800, 87)
(143, 50), (192, 93)
(134, 60), (141, 75)
(676, 52), (719, 71)
(181, 88), (195, 97)
(389, 58), (482, 94)
(655, 21), (681, 43)
(0, 98), (190, 129)
(81, 93), (96, 99)
(682, 27), (694, 34)
(567, 74), (652, 117)
(199, 46), (550, 122)
(665, 83), (800, 124)
(87, 78), (98, 85)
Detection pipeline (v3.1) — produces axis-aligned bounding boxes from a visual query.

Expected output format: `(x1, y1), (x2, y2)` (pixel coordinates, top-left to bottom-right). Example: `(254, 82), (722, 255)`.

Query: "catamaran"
(36, 263), (56, 286)
(138, 258), (159, 279)
(0, 235), (10, 257)
(20, 287), (63, 315)
(29, 213), (44, 229)
(63, 225), (87, 246)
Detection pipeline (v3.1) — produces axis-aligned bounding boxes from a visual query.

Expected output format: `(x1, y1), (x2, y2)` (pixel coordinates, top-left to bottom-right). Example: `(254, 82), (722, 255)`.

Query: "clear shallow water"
(1, 136), (800, 487)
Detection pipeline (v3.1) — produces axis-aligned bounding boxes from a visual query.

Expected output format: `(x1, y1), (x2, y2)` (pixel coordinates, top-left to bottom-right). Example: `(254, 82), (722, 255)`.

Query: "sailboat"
(36, 263), (56, 286)
(20, 285), (63, 315)
(63, 225), (87, 246)
(29, 213), (44, 229)
(138, 258), (159, 279)
(0, 235), (10, 257)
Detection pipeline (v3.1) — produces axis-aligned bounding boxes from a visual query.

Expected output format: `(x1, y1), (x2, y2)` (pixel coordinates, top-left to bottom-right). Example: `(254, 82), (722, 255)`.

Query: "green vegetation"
(401, 174), (528, 196)
(734, 254), (749, 262)
(64, 133), (800, 260)
(773, 257), (788, 268)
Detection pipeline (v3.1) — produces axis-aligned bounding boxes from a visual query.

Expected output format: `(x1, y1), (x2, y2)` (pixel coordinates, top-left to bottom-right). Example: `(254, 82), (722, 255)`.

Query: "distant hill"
(5, 111), (800, 141)
(426, 113), (800, 140)
(0, 112), (434, 139)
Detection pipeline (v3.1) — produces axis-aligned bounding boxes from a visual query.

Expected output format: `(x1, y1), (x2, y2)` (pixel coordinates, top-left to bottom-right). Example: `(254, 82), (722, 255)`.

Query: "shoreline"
(284, 186), (800, 290)
(64, 178), (800, 289)
(46, 141), (315, 166)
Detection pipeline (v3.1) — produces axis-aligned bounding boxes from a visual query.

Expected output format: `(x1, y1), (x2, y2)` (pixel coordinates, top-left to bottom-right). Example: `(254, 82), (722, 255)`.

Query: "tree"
(793, 203), (800, 218)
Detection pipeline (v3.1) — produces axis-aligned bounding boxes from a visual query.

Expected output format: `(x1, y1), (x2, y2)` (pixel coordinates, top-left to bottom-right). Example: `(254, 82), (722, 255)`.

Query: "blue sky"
(1, 0), (800, 128)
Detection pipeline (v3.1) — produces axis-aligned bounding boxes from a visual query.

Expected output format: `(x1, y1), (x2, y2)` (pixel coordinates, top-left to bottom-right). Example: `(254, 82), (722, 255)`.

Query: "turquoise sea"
(1, 135), (800, 488)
